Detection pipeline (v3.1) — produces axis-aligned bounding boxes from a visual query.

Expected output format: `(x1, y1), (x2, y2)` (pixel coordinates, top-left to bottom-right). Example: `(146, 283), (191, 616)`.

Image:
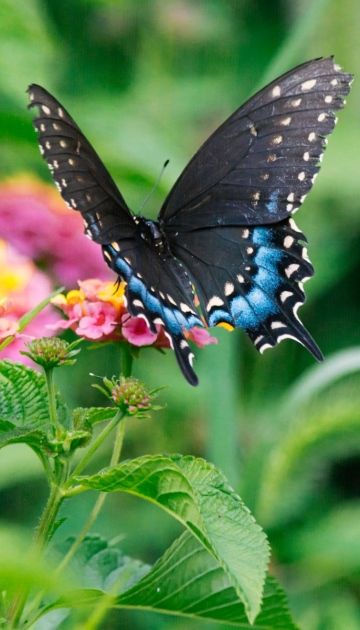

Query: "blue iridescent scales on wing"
(28, 56), (352, 384)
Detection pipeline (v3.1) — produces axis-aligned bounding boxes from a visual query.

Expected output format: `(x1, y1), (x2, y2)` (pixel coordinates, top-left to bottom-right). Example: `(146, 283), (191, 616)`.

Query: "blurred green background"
(0, 0), (359, 628)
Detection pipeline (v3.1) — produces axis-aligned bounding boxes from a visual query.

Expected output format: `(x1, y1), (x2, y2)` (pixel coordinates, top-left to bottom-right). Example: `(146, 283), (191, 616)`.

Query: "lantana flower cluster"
(0, 240), (58, 361)
(0, 175), (217, 362)
(0, 176), (110, 286)
(51, 279), (217, 350)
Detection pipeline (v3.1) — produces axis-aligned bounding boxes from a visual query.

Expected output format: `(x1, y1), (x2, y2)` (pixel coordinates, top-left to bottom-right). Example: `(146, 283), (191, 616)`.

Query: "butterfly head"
(136, 217), (166, 254)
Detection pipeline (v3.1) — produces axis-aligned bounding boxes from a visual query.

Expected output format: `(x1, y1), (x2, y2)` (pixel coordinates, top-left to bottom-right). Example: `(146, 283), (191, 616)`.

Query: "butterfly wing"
(27, 84), (136, 243)
(28, 84), (203, 385)
(160, 57), (352, 229)
(167, 218), (321, 358)
(102, 239), (203, 385)
(160, 57), (352, 359)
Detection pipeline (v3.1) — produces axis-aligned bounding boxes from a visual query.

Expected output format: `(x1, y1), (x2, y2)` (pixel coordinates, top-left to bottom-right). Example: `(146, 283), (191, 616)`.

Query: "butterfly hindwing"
(160, 57), (352, 229)
(167, 218), (322, 358)
(27, 84), (136, 244)
(102, 239), (203, 386)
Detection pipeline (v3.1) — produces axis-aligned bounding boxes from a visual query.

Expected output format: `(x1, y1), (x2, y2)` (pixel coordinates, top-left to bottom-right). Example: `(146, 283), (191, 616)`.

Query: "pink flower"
(0, 177), (111, 286)
(185, 326), (218, 347)
(0, 240), (59, 362)
(52, 279), (219, 357)
(121, 315), (158, 346)
(75, 302), (118, 340)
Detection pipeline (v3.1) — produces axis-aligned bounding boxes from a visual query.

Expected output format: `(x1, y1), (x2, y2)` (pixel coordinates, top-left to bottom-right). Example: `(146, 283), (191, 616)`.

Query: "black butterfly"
(28, 57), (352, 386)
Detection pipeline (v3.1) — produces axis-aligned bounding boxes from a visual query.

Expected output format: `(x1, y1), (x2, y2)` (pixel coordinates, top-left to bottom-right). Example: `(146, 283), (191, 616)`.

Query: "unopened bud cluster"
(111, 377), (152, 415)
(21, 337), (81, 369)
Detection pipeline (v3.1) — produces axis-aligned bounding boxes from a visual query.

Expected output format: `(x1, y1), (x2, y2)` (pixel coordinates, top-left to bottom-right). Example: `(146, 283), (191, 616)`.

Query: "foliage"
(0, 348), (291, 628)
(0, 1), (359, 628)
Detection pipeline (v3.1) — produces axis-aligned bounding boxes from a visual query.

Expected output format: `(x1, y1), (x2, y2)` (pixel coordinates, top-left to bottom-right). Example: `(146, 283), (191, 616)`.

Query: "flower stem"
(55, 419), (126, 578)
(120, 343), (133, 378)
(68, 409), (124, 481)
(44, 367), (62, 438)
(8, 461), (68, 627)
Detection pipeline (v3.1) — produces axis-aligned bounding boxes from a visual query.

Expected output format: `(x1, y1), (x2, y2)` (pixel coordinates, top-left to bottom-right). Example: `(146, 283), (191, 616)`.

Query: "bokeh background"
(0, 0), (359, 628)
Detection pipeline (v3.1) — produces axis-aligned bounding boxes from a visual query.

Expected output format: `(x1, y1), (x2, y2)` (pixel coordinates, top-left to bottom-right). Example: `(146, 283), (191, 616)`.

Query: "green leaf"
(43, 533), (296, 629)
(72, 407), (117, 429)
(58, 534), (150, 593)
(75, 454), (269, 622)
(0, 526), (68, 597)
(0, 361), (66, 452)
(257, 394), (360, 526)
(0, 361), (50, 429)
(118, 532), (297, 629)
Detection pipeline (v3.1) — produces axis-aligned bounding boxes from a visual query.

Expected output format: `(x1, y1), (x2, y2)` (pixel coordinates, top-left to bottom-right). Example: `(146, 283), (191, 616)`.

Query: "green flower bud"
(21, 337), (82, 369)
(94, 375), (161, 418)
(111, 377), (152, 415)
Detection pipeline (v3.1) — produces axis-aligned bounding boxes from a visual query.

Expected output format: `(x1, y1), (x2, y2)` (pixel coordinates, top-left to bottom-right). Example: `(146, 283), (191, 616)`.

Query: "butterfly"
(28, 57), (352, 386)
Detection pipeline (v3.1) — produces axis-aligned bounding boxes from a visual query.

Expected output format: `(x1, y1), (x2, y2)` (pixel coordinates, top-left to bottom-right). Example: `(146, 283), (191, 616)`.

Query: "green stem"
(55, 419), (126, 578)
(120, 343), (133, 378)
(45, 368), (62, 438)
(8, 461), (68, 627)
(68, 410), (123, 481)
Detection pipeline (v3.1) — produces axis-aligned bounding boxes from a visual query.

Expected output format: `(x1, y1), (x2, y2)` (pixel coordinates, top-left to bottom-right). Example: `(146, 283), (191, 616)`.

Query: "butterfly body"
(28, 57), (353, 385)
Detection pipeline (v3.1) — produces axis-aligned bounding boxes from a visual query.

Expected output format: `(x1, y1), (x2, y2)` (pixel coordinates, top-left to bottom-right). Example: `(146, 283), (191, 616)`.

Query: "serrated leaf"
(0, 361), (67, 452)
(118, 532), (297, 629)
(0, 361), (50, 428)
(58, 535), (150, 594)
(75, 454), (269, 622)
(72, 407), (116, 429)
(43, 533), (296, 629)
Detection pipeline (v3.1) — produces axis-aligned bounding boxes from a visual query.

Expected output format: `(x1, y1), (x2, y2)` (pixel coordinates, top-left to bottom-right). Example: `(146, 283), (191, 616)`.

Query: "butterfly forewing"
(160, 57), (352, 228)
(27, 84), (136, 244)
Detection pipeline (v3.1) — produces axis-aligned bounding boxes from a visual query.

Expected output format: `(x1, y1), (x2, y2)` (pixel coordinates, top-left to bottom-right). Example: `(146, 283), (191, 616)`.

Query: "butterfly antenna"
(139, 159), (169, 214)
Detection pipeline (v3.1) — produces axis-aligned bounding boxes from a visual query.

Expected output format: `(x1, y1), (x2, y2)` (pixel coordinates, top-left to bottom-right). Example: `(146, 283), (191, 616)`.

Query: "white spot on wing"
(271, 321), (286, 329)
(318, 113), (327, 122)
(41, 105), (51, 115)
(272, 135), (283, 145)
(285, 263), (300, 278)
(280, 290), (293, 303)
(301, 79), (317, 91)
(259, 343), (272, 354)
(308, 132), (316, 142)
(224, 282), (234, 296)
(325, 95), (333, 104)
(272, 85), (281, 97)
(133, 299), (143, 309)
(303, 151), (310, 161)
(298, 171), (306, 181)
(206, 296), (225, 312)
(287, 192), (295, 202)
(291, 98), (302, 107)
(237, 274), (245, 283)
(281, 116), (291, 126)
(60, 140), (67, 148)
(284, 235), (294, 248)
